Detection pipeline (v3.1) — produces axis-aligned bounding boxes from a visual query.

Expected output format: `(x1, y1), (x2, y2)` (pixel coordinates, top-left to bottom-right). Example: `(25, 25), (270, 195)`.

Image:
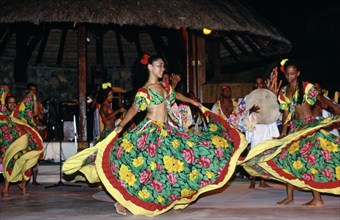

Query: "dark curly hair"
(96, 87), (111, 104)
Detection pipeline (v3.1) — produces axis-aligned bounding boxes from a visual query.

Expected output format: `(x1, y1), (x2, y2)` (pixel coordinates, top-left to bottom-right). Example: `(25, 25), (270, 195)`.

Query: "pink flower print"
(139, 170), (152, 184)
(315, 139), (320, 148)
(150, 180), (163, 193)
(182, 148), (195, 164)
(199, 141), (211, 148)
(1, 125), (9, 133)
(137, 133), (148, 149)
(177, 132), (189, 139)
(321, 150), (331, 162)
(146, 142), (156, 158)
(279, 149), (288, 160)
(0, 105), (6, 112)
(200, 179), (211, 187)
(198, 157), (211, 168)
(306, 154), (316, 165)
(118, 179), (127, 188)
(4, 133), (13, 141)
(1, 144), (7, 152)
(300, 141), (312, 156)
(302, 173), (314, 181)
(168, 194), (178, 201)
(27, 110), (33, 118)
(214, 148), (224, 159)
(116, 146), (123, 158)
(166, 125), (174, 135)
(166, 173), (177, 186)
(157, 137), (162, 148)
(24, 96), (32, 103)
(222, 131), (232, 141)
(110, 162), (117, 174)
(310, 89), (316, 98)
(157, 162), (163, 172)
(218, 166), (225, 175)
(322, 168), (333, 179)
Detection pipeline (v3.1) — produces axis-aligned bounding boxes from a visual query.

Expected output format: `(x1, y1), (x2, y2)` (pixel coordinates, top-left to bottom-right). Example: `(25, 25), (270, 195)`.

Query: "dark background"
(244, 0), (340, 97)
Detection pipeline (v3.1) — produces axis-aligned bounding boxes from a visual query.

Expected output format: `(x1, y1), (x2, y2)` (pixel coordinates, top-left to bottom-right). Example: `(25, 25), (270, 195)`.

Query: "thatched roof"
(0, 0), (290, 45)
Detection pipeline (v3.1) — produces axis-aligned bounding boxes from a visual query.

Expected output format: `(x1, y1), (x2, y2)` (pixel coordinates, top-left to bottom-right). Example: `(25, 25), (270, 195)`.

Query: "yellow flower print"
(160, 129), (168, 137)
(206, 170), (214, 179)
(132, 156), (144, 167)
(319, 137), (338, 153)
(288, 141), (300, 154)
(138, 189), (150, 199)
(118, 164), (136, 186)
(293, 160), (303, 170)
(310, 167), (318, 175)
(163, 155), (184, 173)
(186, 141), (194, 148)
(139, 102), (146, 110)
(19, 103), (25, 111)
(150, 161), (156, 170)
(189, 170), (198, 181)
(157, 195), (164, 203)
(335, 166), (340, 180)
(209, 124), (218, 132)
(211, 135), (228, 148)
(172, 139), (180, 149)
(181, 188), (195, 197)
(121, 139), (134, 152)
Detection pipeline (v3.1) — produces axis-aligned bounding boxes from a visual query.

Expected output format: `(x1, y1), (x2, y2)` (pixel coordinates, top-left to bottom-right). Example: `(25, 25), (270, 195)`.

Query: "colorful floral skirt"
(238, 116), (340, 195)
(63, 106), (247, 216)
(0, 113), (43, 182)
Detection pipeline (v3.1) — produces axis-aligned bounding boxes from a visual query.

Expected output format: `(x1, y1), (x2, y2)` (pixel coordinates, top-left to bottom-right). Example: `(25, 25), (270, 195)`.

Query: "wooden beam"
(0, 28), (13, 56)
(220, 37), (239, 61)
(134, 32), (142, 56)
(77, 26), (87, 143)
(56, 29), (67, 65)
(241, 34), (260, 55)
(115, 27), (125, 66)
(36, 29), (49, 64)
(228, 34), (250, 55)
(148, 29), (169, 59)
(14, 26), (30, 83)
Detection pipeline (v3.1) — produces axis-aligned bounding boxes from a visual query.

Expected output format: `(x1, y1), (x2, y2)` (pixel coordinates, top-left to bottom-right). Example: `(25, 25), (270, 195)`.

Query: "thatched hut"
(0, 0), (291, 144)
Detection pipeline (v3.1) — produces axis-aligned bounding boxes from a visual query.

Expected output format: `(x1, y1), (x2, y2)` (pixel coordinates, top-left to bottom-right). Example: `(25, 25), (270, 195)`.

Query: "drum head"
(246, 88), (280, 124)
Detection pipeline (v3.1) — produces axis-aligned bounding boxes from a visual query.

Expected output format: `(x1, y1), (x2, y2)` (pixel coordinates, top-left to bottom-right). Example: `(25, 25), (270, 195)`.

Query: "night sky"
(244, 0), (340, 97)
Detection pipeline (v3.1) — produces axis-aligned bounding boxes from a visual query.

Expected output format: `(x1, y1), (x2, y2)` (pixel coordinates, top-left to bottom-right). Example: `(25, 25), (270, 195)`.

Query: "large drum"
(246, 88), (280, 124)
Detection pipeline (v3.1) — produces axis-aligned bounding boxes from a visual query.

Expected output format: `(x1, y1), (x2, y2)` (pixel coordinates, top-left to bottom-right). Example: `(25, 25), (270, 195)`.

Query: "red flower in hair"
(280, 66), (285, 73)
(141, 54), (151, 65)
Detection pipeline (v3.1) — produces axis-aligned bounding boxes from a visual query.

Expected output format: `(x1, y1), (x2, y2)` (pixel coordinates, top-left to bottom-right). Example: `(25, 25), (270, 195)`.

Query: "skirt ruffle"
(239, 116), (340, 195)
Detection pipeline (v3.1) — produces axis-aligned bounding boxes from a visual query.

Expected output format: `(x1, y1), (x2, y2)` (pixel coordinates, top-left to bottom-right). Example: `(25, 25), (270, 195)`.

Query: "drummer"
(244, 74), (281, 188)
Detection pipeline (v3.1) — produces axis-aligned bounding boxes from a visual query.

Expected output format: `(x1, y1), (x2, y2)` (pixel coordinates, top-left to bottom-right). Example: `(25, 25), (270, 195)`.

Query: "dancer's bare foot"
(249, 178), (256, 189)
(302, 199), (324, 207)
(32, 182), (41, 186)
(1, 191), (10, 199)
(277, 198), (294, 206)
(259, 182), (272, 188)
(114, 202), (127, 215)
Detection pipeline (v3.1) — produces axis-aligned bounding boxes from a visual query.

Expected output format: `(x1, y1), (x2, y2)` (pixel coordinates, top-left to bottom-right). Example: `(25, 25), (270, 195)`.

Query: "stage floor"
(1, 177), (339, 220)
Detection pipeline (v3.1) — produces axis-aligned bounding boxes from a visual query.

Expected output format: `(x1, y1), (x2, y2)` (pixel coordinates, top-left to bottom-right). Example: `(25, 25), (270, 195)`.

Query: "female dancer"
(63, 54), (247, 216)
(239, 59), (340, 207)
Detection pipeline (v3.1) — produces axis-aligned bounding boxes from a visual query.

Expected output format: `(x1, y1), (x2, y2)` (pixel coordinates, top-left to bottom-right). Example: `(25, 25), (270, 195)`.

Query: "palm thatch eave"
(0, 0), (291, 46)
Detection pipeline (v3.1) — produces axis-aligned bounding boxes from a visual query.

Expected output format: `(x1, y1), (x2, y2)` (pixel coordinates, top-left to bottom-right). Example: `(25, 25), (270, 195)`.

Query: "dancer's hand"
(114, 125), (124, 133)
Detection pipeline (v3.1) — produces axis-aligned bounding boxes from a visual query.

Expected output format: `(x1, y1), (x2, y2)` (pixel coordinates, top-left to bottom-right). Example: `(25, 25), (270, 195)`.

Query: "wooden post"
(196, 34), (206, 102)
(188, 31), (206, 101)
(77, 26), (87, 146)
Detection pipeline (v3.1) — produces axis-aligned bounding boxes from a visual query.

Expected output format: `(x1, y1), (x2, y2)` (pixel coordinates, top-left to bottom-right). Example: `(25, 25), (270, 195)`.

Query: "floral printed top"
(278, 82), (318, 124)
